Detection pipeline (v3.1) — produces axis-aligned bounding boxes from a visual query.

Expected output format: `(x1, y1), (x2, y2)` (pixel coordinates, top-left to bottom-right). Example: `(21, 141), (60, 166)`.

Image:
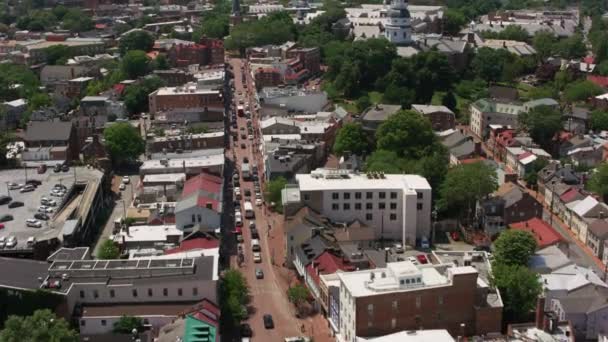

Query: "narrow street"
(227, 58), (335, 341)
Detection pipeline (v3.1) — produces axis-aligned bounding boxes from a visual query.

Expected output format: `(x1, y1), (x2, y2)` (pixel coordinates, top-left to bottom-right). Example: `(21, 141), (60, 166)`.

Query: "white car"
(20, 185), (35, 193)
(26, 219), (42, 228)
(5, 236), (17, 248)
(8, 183), (22, 190)
(248, 135), (254, 140)
(119, 183), (126, 191)
(38, 206), (54, 213)
(408, 256), (419, 265)
(255, 198), (263, 206)
(0, 236), (5, 248)
(234, 187), (241, 196)
(51, 191), (64, 197)
(122, 176), (130, 184)
(253, 252), (262, 263)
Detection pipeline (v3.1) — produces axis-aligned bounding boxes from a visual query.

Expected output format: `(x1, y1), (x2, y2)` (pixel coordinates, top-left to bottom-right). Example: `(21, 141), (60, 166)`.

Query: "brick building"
(285, 46), (321, 75)
(337, 260), (502, 342)
(148, 83), (224, 122)
(411, 105), (455, 131)
(167, 38), (224, 68)
(147, 132), (225, 153)
(254, 67), (283, 88)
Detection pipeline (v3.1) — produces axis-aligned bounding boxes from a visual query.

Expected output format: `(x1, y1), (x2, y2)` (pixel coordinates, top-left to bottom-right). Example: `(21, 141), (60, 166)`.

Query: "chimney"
(502, 41), (506, 48)
(467, 32), (475, 45)
(535, 296), (545, 329)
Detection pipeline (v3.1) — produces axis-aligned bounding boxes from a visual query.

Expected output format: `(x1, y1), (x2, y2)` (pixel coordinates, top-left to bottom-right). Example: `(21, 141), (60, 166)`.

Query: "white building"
(139, 152), (224, 176)
(294, 169), (431, 245)
(384, 0), (412, 45)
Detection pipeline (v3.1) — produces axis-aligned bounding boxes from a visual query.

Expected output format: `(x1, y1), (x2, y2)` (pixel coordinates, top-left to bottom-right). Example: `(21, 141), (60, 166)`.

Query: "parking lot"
(0, 168), (77, 250)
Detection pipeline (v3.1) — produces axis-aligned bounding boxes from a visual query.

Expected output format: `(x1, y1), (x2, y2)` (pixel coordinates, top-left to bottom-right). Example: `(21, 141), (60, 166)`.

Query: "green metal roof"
(184, 315), (217, 342)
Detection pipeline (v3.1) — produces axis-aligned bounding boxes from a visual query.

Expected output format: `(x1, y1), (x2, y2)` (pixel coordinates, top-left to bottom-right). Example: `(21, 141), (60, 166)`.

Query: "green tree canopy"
(590, 109), (608, 131)
(518, 105), (562, 151)
(443, 9), (467, 36)
(333, 122), (369, 156)
(492, 263), (542, 321)
(113, 315), (142, 334)
(0, 309), (78, 342)
(123, 76), (165, 114)
(150, 54), (169, 70)
(555, 34), (586, 59)
(44, 45), (73, 65)
(442, 91), (457, 111)
(375, 110), (438, 159)
(265, 176), (287, 211)
(532, 30), (556, 61)
(588, 163), (608, 202)
(221, 269), (250, 326)
(97, 239), (120, 259)
(103, 122), (145, 163)
(287, 284), (309, 307)
(438, 162), (498, 219)
(225, 12), (296, 53)
(121, 50), (150, 79)
(61, 8), (93, 32)
(119, 30), (154, 55)
(493, 229), (537, 266)
(471, 47), (515, 84)
(563, 80), (603, 103)
(355, 95), (371, 113)
(523, 158), (549, 187)
(194, 2), (230, 40)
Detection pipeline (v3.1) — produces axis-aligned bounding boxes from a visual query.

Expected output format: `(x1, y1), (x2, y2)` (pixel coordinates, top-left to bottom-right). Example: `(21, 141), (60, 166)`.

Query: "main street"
(227, 58), (334, 341)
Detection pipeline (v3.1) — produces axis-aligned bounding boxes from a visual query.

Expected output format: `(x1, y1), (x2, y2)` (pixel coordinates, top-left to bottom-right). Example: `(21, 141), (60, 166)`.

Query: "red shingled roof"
(165, 237), (220, 255)
(305, 251), (355, 286)
(182, 173), (222, 198)
(588, 75), (608, 88)
(560, 188), (582, 204)
(510, 218), (564, 249)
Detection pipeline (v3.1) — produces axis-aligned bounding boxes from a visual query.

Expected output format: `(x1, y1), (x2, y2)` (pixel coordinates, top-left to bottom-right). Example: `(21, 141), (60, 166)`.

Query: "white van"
(251, 239), (260, 252)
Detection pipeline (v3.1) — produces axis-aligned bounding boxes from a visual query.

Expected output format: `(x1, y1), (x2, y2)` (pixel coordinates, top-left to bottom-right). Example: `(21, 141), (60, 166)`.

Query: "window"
(344, 203), (350, 210)
(379, 192), (386, 199)
(148, 288), (153, 297)
(332, 192), (339, 200)
(101, 320), (107, 326)
(367, 304), (374, 314)
(178, 288), (183, 296)
(109, 289), (115, 298)
(80, 320), (86, 326)
(400, 279), (405, 285)
(366, 213), (373, 221)
(390, 202), (397, 210)
(437, 312), (442, 321)
(366, 203), (373, 210)
(193, 287), (198, 296)
(438, 296), (443, 305)
(93, 290), (99, 299)
(332, 203), (339, 210)
(390, 192), (397, 199)
(197, 214), (202, 222)
(379, 203), (385, 210)
(417, 203), (423, 210)
(415, 296), (421, 308)
(417, 192), (423, 199)
(132, 289), (138, 297)
(368, 320), (373, 327)
(355, 203), (362, 210)
(191, 214), (195, 223)
(391, 318), (396, 328)
(366, 192), (373, 199)
(392, 301), (398, 309)
(206, 203), (213, 210)
(355, 192), (362, 199)
(406, 279), (410, 284)
(79, 290), (85, 298)
(304, 194), (310, 201)
(163, 288), (168, 296)
(390, 213), (397, 221)
(344, 192), (350, 200)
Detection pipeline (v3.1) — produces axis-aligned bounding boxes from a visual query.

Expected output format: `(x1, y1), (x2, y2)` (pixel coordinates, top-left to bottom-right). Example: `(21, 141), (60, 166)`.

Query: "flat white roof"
(296, 169), (431, 192)
(143, 173), (186, 183)
(358, 329), (455, 342)
(263, 134), (302, 141)
(155, 84), (220, 96)
(141, 154), (224, 170)
(116, 225), (182, 243)
(131, 247), (220, 281)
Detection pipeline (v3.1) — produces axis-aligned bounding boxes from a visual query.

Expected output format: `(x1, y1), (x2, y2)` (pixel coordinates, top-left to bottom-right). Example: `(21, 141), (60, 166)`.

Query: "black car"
(0, 214), (13, 222)
(8, 201), (24, 209)
(263, 314), (274, 329)
(61, 164), (69, 172)
(243, 157), (249, 163)
(240, 323), (253, 337)
(251, 228), (259, 239)
(474, 245), (491, 252)
(34, 213), (49, 221)
(244, 189), (251, 197)
(26, 179), (42, 187)
(0, 196), (11, 205)
(240, 143), (246, 149)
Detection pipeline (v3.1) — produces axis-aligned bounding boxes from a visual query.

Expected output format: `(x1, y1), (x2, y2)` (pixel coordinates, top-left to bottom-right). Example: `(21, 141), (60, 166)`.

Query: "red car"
(416, 254), (428, 264)
(0, 223), (4, 229)
(450, 231), (460, 241)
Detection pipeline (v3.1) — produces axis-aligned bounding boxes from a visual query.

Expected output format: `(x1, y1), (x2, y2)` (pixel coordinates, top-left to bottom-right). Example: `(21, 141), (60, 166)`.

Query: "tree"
(0, 309), (78, 342)
(265, 177), (287, 211)
(588, 163), (608, 202)
(103, 122), (145, 163)
(113, 315), (142, 334)
(333, 122), (369, 156)
(150, 54), (169, 70)
(121, 50), (150, 79)
(119, 30), (154, 55)
(493, 229), (537, 266)
(555, 34), (586, 59)
(598, 61), (608, 76)
(375, 110), (438, 159)
(44, 45), (72, 65)
(443, 9), (466, 36)
(438, 162), (498, 219)
(563, 80), (603, 103)
(225, 12), (296, 53)
(471, 47), (514, 84)
(442, 91), (457, 111)
(355, 95), (371, 113)
(532, 30), (556, 61)
(221, 270), (250, 326)
(287, 284), (309, 308)
(523, 158), (549, 187)
(123, 76), (165, 114)
(28, 93), (52, 110)
(61, 8), (93, 32)
(481, 25), (529, 42)
(97, 239), (120, 259)
(492, 263), (542, 321)
(590, 110), (608, 131)
(518, 105), (562, 151)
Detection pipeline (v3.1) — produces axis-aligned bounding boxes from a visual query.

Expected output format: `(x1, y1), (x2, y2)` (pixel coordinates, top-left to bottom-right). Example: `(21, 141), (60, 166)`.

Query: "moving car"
(119, 183), (126, 191)
(240, 323), (253, 338)
(37, 164), (47, 174)
(53, 164), (62, 172)
(253, 252), (262, 263)
(8, 201), (23, 209)
(122, 176), (130, 184)
(263, 314), (274, 329)
(26, 180), (42, 186)
(255, 198), (263, 206)
(240, 143), (246, 149)
(255, 268), (264, 279)
(61, 164), (69, 172)
(251, 228), (259, 239)
(26, 219), (42, 228)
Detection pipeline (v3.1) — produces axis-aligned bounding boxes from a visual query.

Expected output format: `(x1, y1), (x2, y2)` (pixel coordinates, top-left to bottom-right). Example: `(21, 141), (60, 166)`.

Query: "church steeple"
(383, 0), (412, 45)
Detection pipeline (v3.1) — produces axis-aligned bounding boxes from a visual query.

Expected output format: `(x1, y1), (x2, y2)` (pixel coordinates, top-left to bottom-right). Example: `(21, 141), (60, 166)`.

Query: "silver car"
(5, 236), (17, 248)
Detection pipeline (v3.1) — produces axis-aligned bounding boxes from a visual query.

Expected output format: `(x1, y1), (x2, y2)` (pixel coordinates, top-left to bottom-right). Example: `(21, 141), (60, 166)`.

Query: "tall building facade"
(384, 0), (412, 45)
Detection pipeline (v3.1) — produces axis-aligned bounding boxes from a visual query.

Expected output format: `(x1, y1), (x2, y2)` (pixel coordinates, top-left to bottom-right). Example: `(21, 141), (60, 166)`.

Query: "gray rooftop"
(25, 121), (73, 142)
(0, 257), (50, 290)
(361, 104), (401, 122)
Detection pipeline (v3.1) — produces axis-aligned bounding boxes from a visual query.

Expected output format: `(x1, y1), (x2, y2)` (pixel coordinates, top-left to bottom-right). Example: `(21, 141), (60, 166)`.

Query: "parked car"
(26, 219), (42, 228)
(7, 183), (21, 190)
(34, 213), (49, 221)
(38, 206), (54, 213)
(5, 236), (16, 248)
(26, 179), (42, 186)
(0, 214), (13, 222)
(0, 236), (5, 248)
(61, 164), (69, 172)
(416, 254), (428, 264)
(450, 231), (460, 241)
(20, 185), (35, 193)
(37, 164), (47, 174)
(408, 256), (419, 265)
(0, 196), (12, 205)
(253, 252), (262, 263)
(8, 201), (23, 209)
(251, 228), (259, 239)
(53, 164), (62, 172)
(255, 198), (262, 206)
(122, 176), (130, 184)
(240, 323), (253, 338)
(263, 314), (274, 329)
(255, 268), (264, 279)
(119, 183), (126, 191)
(0, 223), (4, 229)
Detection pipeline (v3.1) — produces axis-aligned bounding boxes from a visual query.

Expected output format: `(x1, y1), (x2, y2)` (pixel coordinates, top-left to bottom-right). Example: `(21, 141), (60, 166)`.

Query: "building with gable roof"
(175, 172), (223, 233)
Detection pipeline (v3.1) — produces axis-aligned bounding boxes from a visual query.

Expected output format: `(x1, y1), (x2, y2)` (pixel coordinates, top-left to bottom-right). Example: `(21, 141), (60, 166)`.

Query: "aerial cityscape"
(0, 0), (607, 341)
